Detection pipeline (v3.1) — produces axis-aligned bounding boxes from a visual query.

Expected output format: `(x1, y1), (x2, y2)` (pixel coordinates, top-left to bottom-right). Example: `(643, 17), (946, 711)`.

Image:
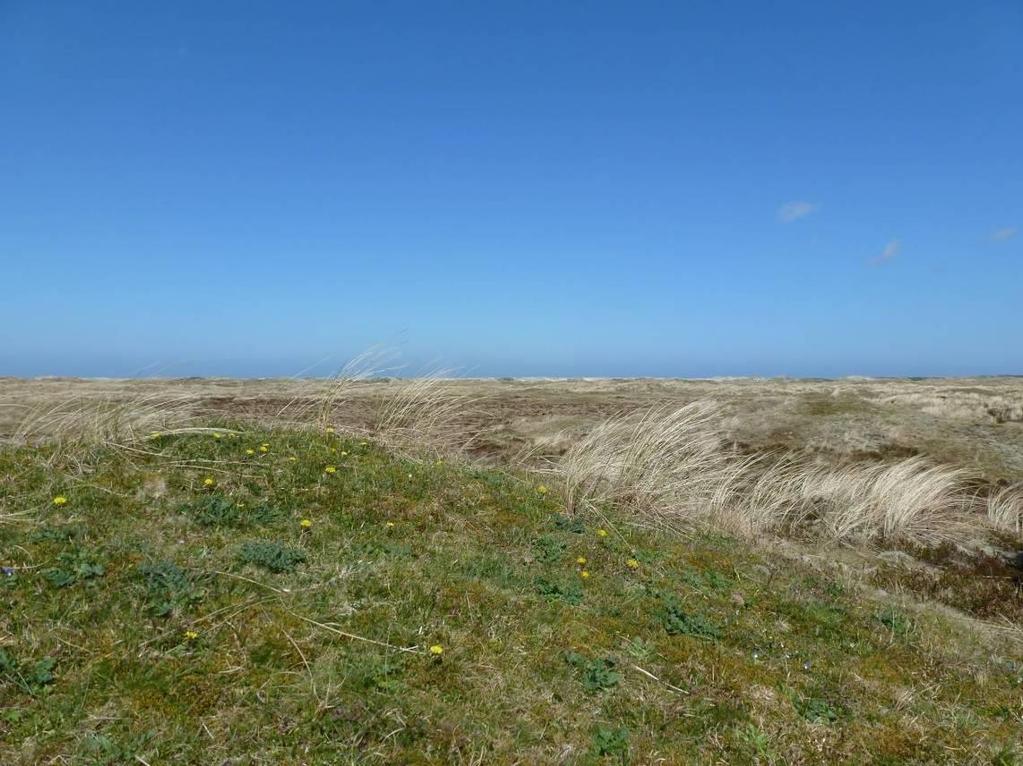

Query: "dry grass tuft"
(556, 401), (733, 519)
(371, 371), (481, 455)
(769, 457), (973, 545)
(264, 351), (482, 457)
(987, 485), (1023, 540)
(4, 393), (201, 449)
(559, 403), (980, 546)
(2, 350), (482, 462)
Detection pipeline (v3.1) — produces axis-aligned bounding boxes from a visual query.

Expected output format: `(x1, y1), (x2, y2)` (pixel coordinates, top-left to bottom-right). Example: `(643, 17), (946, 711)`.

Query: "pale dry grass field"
(4, 374), (1021, 549)
(1, 374), (1023, 462)
(3, 373), (1021, 472)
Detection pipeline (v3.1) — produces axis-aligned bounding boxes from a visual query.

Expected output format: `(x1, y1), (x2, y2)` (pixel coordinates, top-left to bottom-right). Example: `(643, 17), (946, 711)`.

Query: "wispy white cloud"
(870, 239), (901, 266)
(991, 226), (1017, 242)
(777, 201), (820, 223)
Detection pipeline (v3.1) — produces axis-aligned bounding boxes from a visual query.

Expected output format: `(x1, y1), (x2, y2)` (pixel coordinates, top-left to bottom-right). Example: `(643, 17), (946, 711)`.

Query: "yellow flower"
(537, 484), (548, 495)
(245, 448), (255, 456)
(259, 445), (269, 453)
(324, 466), (337, 474)
(429, 644), (444, 656)
(325, 426), (335, 434)
(386, 521), (395, 528)
(580, 570), (591, 579)
(626, 558), (640, 570)
(202, 477), (215, 487)
(596, 528), (609, 538)
(288, 456), (298, 462)
(52, 495), (68, 506)
(300, 518), (313, 529)
(576, 556), (587, 565)
(213, 432), (223, 439)
(340, 450), (348, 457)
(184, 630), (199, 641)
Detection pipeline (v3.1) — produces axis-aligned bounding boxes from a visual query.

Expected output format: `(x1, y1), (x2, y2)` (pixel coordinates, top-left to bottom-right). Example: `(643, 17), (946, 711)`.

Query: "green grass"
(1, 429), (1022, 764)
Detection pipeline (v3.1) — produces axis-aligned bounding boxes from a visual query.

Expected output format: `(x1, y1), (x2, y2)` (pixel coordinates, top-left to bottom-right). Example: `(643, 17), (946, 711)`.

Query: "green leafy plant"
(237, 541), (307, 573)
(44, 550), (105, 588)
(875, 607), (913, 637)
(661, 600), (721, 639)
(0, 648), (55, 693)
(553, 515), (586, 534)
(681, 567), (732, 593)
(622, 636), (654, 660)
(564, 650), (621, 693)
(736, 722), (774, 759)
(535, 576), (583, 605)
(532, 535), (567, 564)
(182, 496), (281, 528)
(137, 560), (205, 616)
(797, 696), (841, 724)
(591, 725), (630, 760)
(31, 524), (85, 544)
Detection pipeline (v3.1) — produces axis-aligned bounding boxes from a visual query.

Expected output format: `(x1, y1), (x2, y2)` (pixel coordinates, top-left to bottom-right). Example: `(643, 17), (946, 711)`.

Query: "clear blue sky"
(2, 1), (1020, 378)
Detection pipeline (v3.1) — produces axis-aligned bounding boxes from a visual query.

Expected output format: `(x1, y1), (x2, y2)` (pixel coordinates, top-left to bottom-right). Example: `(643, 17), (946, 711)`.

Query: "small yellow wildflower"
(184, 630), (199, 641)
(288, 456), (298, 462)
(429, 644), (444, 656)
(325, 426), (335, 434)
(580, 570), (591, 579)
(386, 521), (395, 528)
(340, 450), (348, 457)
(300, 518), (313, 529)
(245, 448), (255, 456)
(324, 466), (337, 474)
(576, 556), (587, 565)
(626, 558), (640, 570)
(202, 477), (215, 487)
(52, 495), (68, 506)
(259, 445), (269, 453)
(596, 528), (609, 538)
(537, 484), (548, 495)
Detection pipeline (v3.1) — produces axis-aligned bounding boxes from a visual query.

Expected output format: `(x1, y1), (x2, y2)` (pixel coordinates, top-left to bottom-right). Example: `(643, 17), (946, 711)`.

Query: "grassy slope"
(1, 430), (1022, 765)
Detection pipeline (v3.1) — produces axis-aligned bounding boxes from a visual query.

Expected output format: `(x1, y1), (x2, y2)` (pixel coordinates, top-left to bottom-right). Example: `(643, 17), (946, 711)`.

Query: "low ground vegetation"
(1, 425), (1022, 763)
